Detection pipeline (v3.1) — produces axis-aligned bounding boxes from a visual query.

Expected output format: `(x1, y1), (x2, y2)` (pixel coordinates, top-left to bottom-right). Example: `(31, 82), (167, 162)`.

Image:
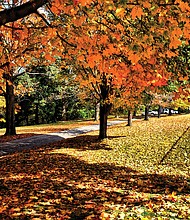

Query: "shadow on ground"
(43, 135), (126, 151)
(0, 135), (189, 219)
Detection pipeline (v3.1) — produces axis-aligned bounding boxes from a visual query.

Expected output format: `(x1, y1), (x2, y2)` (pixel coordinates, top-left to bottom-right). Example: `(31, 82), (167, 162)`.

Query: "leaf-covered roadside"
(0, 115), (190, 219)
(0, 120), (98, 143)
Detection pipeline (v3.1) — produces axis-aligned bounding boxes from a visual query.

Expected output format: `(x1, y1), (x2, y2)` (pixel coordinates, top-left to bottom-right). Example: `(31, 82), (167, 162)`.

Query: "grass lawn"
(0, 115), (189, 219)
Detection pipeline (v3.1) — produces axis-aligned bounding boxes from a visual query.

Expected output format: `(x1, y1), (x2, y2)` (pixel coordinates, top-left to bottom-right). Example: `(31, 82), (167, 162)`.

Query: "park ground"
(0, 114), (190, 219)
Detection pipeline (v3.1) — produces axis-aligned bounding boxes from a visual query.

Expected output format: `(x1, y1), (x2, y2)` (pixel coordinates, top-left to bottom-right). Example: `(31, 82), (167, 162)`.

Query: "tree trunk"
(35, 103), (39, 124)
(99, 103), (110, 139)
(133, 109), (137, 117)
(178, 107), (181, 114)
(158, 105), (161, 118)
(25, 115), (29, 126)
(95, 102), (100, 121)
(169, 108), (172, 116)
(127, 110), (132, 126)
(144, 105), (149, 121)
(5, 78), (16, 136)
(99, 73), (112, 139)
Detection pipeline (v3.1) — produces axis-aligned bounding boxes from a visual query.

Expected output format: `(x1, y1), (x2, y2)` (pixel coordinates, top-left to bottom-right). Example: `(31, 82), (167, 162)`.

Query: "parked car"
(171, 109), (178, 114)
(163, 108), (169, 114)
(148, 110), (158, 116)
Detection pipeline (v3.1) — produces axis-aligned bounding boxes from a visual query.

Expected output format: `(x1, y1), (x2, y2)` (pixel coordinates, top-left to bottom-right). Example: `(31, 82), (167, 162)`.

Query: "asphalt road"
(0, 120), (128, 156)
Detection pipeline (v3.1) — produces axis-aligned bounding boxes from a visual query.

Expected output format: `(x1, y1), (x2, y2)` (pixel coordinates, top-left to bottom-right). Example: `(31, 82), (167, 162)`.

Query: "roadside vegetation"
(0, 115), (189, 219)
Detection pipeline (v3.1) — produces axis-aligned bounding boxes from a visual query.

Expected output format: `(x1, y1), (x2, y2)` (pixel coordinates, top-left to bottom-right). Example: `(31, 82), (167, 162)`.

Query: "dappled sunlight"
(0, 149), (189, 219)
(46, 115), (190, 176)
(0, 115), (190, 219)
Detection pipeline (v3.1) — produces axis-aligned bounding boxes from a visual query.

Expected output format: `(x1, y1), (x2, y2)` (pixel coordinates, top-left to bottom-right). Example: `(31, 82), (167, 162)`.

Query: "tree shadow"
(0, 133), (40, 143)
(0, 131), (126, 156)
(0, 146), (189, 219)
(46, 134), (126, 151)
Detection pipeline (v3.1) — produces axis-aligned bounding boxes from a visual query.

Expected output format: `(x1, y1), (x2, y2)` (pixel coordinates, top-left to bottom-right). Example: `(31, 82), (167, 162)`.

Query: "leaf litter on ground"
(0, 115), (189, 219)
(0, 120), (98, 143)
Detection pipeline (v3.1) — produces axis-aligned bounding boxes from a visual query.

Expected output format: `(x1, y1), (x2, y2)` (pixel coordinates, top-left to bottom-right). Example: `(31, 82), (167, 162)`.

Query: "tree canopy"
(0, 0), (190, 137)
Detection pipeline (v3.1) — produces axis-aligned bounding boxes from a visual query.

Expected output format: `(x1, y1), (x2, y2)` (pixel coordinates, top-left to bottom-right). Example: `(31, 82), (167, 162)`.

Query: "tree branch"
(0, 85), (6, 96)
(0, 0), (48, 26)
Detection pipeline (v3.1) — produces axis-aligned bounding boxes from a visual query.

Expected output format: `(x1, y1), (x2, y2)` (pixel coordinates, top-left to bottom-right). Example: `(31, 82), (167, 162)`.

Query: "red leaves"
(73, 0), (80, 5)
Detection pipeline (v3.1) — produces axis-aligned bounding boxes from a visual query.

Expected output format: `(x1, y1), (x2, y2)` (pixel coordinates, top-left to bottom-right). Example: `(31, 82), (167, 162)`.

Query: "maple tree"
(166, 43), (190, 104)
(1, 0), (190, 138)
(0, 9), (53, 135)
(0, 0), (48, 26)
(46, 0), (190, 138)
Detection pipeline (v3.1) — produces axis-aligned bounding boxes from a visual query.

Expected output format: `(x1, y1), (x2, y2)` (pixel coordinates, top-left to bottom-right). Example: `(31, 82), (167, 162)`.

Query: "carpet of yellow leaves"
(0, 115), (189, 219)
(52, 115), (190, 176)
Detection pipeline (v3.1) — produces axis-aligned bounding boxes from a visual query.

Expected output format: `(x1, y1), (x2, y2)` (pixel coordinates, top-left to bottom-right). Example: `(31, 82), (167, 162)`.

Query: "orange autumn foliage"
(1, 0), (190, 107)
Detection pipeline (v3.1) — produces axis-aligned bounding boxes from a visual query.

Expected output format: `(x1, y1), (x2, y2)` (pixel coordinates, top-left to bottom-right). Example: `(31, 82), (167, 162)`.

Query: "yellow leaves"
(156, 73), (162, 79)
(115, 8), (125, 17)
(131, 6), (144, 19)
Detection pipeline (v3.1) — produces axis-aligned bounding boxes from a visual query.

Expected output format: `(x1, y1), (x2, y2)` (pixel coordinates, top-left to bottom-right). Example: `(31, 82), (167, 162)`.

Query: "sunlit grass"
(51, 114), (190, 176)
(0, 115), (189, 219)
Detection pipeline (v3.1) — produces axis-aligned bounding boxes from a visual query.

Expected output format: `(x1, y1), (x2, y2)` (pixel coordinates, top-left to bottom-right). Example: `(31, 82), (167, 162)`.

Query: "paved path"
(0, 120), (128, 156)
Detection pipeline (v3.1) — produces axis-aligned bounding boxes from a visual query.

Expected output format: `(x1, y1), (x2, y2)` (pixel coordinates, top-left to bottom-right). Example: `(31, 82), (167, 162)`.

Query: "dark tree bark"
(133, 109), (137, 117)
(158, 105), (162, 118)
(144, 105), (149, 121)
(0, 0), (48, 26)
(127, 110), (132, 126)
(5, 74), (16, 136)
(178, 107), (181, 114)
(35, 103), (39, 124)
(99, 102), (112, 139)
(99, 103), (108, 139)
(169, 108), (172, 116)
(98, 74), (112, 139)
